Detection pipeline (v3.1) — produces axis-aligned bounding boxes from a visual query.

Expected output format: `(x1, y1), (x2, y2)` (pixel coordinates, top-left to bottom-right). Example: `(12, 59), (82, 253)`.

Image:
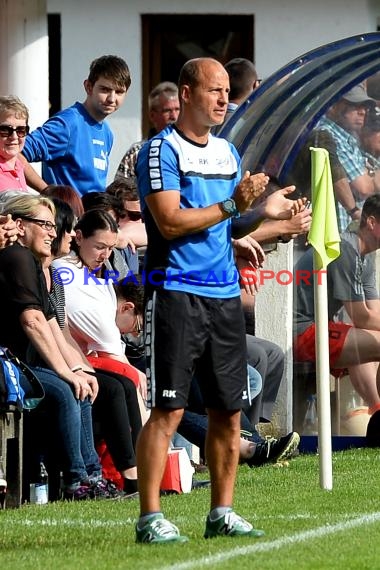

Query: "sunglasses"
(0, 125), (30, 138)
(126, 210), (142, 221)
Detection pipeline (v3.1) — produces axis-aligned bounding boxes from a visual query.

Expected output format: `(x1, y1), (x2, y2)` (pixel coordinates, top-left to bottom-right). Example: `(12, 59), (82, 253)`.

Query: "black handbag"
(0, 347), (45, 412)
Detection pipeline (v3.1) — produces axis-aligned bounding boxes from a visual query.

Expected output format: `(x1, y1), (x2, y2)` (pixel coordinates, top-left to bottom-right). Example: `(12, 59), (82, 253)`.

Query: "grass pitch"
(0, 448), (379, 569)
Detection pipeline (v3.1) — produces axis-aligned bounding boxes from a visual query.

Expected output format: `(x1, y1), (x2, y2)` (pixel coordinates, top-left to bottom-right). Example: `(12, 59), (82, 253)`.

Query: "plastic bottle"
(346, 389), (361, 412)
(0, 456), (7, 509)
(341, 389), (368, 436)
(303, 394), (318, 435)
(30, 458), (49, 505)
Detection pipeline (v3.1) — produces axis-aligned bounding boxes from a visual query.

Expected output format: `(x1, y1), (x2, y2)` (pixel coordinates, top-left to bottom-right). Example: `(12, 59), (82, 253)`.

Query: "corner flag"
(308, 147), (341, 269)
(307, 147), (341, 490)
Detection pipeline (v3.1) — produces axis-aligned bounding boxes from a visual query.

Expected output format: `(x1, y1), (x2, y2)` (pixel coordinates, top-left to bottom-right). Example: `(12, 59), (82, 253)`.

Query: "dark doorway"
(47, 13), (61, 117)
(141, 14), (254, 136)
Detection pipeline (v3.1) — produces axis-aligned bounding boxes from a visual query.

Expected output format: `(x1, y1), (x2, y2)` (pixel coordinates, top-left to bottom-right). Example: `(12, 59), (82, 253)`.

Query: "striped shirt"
(48, 267), (66, 330)
(317, 117), (366, 232)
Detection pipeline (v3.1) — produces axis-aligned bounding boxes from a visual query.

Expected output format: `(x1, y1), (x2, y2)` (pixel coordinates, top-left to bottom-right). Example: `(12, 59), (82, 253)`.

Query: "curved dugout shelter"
(219, 33), (380, 440)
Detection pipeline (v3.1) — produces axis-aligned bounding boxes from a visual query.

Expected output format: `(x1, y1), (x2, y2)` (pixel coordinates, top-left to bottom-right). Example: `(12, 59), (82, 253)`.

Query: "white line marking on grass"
(161, 512), (380, 570)
(0, 518), (135, 528)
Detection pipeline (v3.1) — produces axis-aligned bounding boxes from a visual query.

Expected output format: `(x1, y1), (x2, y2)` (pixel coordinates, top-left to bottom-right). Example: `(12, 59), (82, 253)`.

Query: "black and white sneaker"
(90, 478), (126, 499)
(246, 432), (300, 467)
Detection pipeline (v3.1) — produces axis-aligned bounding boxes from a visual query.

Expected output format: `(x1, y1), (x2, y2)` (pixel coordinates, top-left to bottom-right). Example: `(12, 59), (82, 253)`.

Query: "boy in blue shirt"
(22, 55), (131, 197)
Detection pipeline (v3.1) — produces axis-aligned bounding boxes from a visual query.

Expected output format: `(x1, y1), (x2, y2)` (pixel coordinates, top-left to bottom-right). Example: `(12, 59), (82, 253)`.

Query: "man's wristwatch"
(220, 198), (240, 218)
(347, 206), (360, 217)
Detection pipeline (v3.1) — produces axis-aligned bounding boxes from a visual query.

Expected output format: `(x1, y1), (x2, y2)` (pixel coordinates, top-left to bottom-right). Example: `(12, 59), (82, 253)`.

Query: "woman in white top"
(53, 209), (147, 492)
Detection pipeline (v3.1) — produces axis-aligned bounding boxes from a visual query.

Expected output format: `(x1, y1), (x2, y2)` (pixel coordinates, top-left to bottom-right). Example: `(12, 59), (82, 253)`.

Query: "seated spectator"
(106, 177), (147, 273)
(114, 81), (179, 180)
(52, 209), (148, 416)
(243, 333), (285, 426)
(179, 376), (299, 468)
(81, 190), (123, 217)
(44, 197), (141, 496)
(232, 235), (307, 427)
(0, 96), (42, 193)
(317, 83), (377, 232)
(0, 193), (109, 500)
(81, 191), (132, 278)
(285, 129), (356, 241)
(106, 284), (299, 471)
(293, 194), (380, 447)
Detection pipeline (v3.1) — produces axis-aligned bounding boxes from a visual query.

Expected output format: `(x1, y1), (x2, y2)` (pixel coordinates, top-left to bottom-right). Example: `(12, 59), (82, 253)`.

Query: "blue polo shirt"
(136, 125), (241, 298)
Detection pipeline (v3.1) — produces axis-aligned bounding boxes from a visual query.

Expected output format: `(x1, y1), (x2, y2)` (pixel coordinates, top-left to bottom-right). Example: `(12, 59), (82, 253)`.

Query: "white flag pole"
(313, 258), (333, 490)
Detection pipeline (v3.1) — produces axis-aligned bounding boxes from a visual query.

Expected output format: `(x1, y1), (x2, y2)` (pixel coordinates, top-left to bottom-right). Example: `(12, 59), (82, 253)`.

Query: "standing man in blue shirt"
(22, 55), (131, 197)
(135, 57), (303, 544)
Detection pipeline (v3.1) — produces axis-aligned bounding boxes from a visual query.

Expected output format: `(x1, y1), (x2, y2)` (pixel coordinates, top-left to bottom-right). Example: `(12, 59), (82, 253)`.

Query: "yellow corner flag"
(308, 147), (341, 270)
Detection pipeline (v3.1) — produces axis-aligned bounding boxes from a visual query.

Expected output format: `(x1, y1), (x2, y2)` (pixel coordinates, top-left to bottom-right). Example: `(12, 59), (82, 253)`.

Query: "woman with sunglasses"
(0, 96), (32, 193)
(0, 96), (47, 194)
(0, 193), (109, 500)
(106, 177), (147, 275)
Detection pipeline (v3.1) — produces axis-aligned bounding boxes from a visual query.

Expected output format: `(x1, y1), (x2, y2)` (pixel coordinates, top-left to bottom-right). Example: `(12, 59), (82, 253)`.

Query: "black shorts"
(144, 289), (248, 410)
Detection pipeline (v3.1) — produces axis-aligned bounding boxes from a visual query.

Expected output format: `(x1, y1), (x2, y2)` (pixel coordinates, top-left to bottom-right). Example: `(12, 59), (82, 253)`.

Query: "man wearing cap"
(317, 83), (376, 232)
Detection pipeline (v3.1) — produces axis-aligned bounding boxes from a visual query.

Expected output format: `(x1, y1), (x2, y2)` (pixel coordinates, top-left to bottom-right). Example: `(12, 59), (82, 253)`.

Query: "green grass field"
(1, 448), (380, 569)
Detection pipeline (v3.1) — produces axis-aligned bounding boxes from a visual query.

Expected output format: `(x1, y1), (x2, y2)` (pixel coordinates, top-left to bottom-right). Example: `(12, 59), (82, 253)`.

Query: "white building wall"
(0, 0), (49, 132)
(47, 0), (379, 184)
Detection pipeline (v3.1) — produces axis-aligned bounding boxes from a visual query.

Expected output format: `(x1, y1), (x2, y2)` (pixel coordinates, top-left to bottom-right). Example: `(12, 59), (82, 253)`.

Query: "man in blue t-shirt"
(134, 57), (303, 545)
(22, 55), (131, 197)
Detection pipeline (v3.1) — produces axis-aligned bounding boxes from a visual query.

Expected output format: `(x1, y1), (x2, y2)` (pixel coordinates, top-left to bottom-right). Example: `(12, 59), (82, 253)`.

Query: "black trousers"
(92, 370), (142, 472)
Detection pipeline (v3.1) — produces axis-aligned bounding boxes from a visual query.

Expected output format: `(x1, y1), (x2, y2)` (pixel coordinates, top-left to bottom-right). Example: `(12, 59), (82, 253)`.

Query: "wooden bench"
(0, 410), (23, 508)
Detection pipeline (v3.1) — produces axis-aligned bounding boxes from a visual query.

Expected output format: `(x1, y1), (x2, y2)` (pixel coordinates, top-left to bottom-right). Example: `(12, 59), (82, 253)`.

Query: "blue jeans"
(29, 367), (101, 489)
(178, 409), (263, 457)
(246, 334), (285, 424)
(247, 364), (262, 402)
(171, 432), (193, 460)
